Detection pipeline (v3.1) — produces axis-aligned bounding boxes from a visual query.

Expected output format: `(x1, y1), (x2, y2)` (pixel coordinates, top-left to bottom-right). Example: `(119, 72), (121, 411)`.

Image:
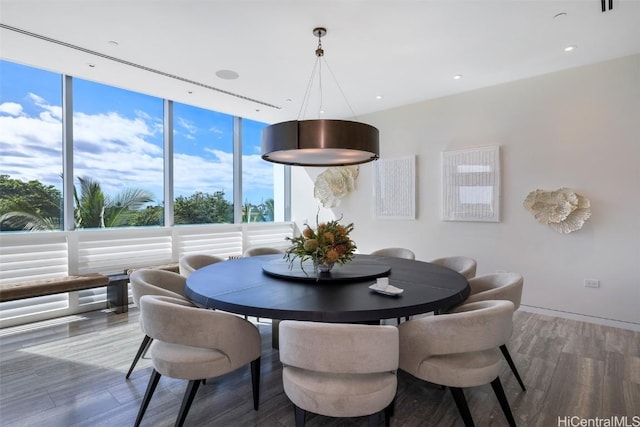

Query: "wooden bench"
(0, 263), (182, 316)
(0, 273), (134, 314)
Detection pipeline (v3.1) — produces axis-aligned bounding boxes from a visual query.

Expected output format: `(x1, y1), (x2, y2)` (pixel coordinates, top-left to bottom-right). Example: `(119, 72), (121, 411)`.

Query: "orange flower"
(325, 248), (340, 263)
(323, 232), (335, 243)
(303, 239), (319, 252)
(303, 226), (314, 238)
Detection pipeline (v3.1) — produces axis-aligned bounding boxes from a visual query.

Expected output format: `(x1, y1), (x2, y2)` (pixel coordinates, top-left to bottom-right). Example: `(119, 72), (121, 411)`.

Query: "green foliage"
(242, 198), (275, 223)
(0, 175), (269, 231)
(174, 191), (233, 224)
(129, 205), (163, 226)
(0, 174), (62, 231)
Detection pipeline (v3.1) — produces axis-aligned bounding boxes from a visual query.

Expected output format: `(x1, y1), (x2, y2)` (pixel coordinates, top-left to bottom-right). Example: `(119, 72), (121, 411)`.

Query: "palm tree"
(74, 176), (154, 228)
(1, 176), (154, 230)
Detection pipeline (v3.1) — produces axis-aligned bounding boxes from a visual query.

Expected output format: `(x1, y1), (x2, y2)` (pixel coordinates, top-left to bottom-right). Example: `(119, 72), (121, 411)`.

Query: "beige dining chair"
(370, 247), (416, 260)
(399, 300), (517, 427)
(243, 246), (285, 257)
(134, 294), (262, 427)
(279, 320), (399, 427)
(178, 253), (225, 277)
(126, 269), (188, 379)
(430, 256), (477, 280)
(462, 272), (526, 391)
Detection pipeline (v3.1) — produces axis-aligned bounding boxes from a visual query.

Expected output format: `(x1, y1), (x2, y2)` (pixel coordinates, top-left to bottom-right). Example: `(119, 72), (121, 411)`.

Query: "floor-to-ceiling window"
(0, 59), (283, 231)
(0, 61), (63, 232)
(72, 78), (164, 228)
(242, 118), (274, 222)
(173, 102), (234, 225)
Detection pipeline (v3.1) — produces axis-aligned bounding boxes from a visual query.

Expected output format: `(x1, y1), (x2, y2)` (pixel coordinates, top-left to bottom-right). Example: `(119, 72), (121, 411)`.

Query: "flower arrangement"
(284, 216), (357, 277)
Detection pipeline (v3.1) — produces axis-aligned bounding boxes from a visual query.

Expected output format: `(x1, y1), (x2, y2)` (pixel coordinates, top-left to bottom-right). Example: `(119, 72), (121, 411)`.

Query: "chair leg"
(175, 379), (201, 427)
(490, 377), (517, 427)
(449, 387), (475, 427)
(134, 369), (161, 427)
(251, 357), (261, 410)
(368, 412), (380, 427)
(294, 404), (306, 427)
(126, 335), (153, 379)
(500, 344), (526, 391)
(384, 398), (395, 426)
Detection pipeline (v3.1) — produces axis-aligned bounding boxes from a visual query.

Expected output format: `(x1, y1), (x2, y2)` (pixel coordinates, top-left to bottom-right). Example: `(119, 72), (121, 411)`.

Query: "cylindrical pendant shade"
(261, 119), (379, 166)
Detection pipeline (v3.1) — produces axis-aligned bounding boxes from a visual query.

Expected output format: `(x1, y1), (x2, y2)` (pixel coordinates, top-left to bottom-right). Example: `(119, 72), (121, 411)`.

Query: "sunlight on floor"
(0, 314), (88, 337)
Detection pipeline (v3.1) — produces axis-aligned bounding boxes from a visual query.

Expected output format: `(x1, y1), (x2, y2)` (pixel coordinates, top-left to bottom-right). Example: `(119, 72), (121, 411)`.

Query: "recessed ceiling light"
(108, 40), (119, 46)
(564, 45), (577, 52)
(375, 95), (383, 100)
(553, 12), (567, 19)
(215, 69), (239, 80)
(453, 74), (463, 80)
(87, 63), (95, 68)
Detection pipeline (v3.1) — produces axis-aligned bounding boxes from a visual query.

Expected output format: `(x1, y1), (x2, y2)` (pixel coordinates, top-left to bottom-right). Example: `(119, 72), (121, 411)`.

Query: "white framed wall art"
(441, 146), (501, 222)
(373, 156), (416, 220)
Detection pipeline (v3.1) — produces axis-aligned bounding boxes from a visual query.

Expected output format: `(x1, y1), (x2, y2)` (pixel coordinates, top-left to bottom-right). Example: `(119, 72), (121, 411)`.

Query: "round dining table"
(185, 254), (470, 323)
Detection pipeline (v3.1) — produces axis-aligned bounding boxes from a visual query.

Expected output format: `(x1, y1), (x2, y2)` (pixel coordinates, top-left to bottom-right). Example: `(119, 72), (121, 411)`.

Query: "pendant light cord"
(296, 28), (359, 121)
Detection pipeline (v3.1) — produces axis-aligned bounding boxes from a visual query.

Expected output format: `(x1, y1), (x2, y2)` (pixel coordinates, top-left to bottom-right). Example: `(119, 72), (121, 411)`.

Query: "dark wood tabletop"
(185, 254), (470, 323)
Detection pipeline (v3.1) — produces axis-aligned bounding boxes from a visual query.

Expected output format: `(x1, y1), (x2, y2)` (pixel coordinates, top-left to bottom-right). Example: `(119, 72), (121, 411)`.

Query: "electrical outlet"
(584, 279), (600, 288)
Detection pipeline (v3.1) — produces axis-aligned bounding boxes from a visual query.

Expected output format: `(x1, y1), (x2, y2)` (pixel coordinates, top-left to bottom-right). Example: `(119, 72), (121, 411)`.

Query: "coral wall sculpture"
(523, 188), (591, 234)
(314, 166), (359, 208)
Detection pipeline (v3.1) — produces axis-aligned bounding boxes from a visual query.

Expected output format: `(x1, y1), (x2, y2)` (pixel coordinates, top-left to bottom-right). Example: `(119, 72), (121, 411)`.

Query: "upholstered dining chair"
(462, 272), (526, 391)
(243, 246), (285, 257)
(370, 247), (416, 260)
(279, 320), (399, 427)
(126, 269), (188, 379)
(429, 256), (477, 280)
(399, 300), (517, 427)
(134, 294), (262, 427)
(178, 253), (224, 277)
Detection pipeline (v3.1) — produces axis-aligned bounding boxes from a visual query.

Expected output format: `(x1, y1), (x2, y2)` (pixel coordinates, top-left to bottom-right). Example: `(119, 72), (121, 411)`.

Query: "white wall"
(291, 54), (640, 326)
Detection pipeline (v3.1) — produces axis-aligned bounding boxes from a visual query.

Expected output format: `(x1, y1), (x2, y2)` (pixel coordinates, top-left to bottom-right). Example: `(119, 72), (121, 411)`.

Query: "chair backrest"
(139, 295), (261, 369)
(464, 273), (523, 310)
(279, 320), (398, 374)
(179, 254), (225, 277)
(399, 300), (514, 362)
(370, 247), (416, 260)
(430, 256), (477, 279)
(129, 269), (187, 307)
(243, 247), (284, 257)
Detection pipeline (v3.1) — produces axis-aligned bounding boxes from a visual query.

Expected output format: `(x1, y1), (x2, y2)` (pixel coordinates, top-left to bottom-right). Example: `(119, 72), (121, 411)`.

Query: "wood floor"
(1, 308), (638, 427)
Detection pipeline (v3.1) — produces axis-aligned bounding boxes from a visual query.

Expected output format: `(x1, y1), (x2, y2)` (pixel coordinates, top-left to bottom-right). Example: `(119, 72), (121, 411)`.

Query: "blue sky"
(0, 59), (274, 205)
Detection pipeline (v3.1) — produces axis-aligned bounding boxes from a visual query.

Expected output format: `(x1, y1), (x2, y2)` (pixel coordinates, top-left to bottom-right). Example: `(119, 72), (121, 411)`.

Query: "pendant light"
(262, 27), (380, 167)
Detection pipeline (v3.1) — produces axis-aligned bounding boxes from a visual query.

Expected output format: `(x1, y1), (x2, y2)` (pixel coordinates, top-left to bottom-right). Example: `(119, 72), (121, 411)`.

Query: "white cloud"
(0, 102), (23, 116)
(29, 92), (62, 120)
(177, 117), (197, 135)
(0, 91), (273, 203)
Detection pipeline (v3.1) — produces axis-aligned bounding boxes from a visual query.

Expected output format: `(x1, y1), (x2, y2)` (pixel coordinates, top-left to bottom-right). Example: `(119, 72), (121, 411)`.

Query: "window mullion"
(164, 100), (174, 227)
(233, 116), (242, 224)
(62, 75), (75, 232)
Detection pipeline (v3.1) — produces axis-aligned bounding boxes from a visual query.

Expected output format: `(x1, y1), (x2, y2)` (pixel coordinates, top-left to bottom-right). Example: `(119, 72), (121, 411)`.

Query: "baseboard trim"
(520, 305), (640, 332)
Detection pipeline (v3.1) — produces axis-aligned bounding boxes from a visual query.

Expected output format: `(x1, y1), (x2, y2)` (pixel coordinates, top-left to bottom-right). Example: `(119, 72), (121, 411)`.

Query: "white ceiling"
(1, 0), (639, 124)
